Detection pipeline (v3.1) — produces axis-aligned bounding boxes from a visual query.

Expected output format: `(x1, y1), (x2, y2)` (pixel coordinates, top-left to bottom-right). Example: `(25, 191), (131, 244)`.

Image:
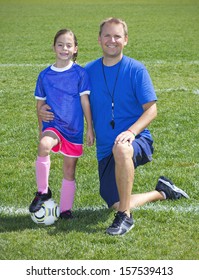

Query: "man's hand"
(39, 104), (54, 122)
(114, 130), (135, 146)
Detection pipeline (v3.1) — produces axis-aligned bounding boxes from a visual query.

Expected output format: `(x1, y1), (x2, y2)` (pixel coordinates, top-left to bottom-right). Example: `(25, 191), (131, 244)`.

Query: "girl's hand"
(86, 128), (95, 146)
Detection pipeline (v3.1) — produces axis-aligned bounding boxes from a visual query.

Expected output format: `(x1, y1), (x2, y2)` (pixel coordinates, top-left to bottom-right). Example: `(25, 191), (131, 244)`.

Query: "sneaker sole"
(106, 223), (135, 236)
(158, 178), (190, 199)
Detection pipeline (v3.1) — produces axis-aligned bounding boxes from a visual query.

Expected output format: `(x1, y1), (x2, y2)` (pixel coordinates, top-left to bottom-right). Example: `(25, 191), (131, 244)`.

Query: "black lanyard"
(101, 58), (122, 129)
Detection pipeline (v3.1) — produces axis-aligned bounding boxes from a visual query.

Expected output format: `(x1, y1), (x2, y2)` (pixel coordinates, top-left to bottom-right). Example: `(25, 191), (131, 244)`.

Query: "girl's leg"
(60, 156), (78, 213)
(36, 131), (59, 194)
(35, 155), (51, 194)
(29, 131), (59, 212)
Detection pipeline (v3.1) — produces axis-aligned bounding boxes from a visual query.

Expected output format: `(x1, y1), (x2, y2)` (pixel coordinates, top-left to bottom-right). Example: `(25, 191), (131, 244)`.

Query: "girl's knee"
(38, 136), (57, 156)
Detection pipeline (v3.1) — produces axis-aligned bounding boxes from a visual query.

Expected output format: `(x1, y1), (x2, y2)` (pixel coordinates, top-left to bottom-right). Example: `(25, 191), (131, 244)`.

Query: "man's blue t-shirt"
(85, 55), (157, 161)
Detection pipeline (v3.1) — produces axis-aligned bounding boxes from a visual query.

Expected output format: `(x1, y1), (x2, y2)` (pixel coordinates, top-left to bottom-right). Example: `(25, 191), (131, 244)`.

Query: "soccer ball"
(30, 199), (60, 225)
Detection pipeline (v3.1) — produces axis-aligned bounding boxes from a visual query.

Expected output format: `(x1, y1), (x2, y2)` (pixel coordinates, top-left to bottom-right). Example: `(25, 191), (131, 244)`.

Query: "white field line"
(143, 60), (199, 65)
(0, 64), (198, 97)
(0, 204), (198, 216)
(155, 87), (199, 94)
(0, 62), (198, 95)
(0, 63), (50, 67)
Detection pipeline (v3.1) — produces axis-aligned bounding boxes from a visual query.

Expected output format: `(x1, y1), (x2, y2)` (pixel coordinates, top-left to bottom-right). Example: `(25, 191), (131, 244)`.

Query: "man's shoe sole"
(106, 223), (135, 236)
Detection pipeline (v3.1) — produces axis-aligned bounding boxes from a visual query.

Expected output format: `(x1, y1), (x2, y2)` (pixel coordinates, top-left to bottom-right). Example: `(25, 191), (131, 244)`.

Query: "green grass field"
(0, 0), (198, 260)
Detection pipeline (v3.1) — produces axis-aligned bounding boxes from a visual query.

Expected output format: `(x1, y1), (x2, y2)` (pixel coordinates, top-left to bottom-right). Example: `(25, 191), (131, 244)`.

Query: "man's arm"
(129, 101), (157, 135)
(115, 101), (157, 144)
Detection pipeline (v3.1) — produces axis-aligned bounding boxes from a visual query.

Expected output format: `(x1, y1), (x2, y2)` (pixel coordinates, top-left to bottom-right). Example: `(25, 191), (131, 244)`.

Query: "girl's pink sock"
(35, 155), (50, 194)
(60, 179), (76, 213)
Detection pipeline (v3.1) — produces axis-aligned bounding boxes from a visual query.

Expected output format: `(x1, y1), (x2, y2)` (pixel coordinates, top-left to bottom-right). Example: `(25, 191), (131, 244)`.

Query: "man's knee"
(112, 142), (133, 161)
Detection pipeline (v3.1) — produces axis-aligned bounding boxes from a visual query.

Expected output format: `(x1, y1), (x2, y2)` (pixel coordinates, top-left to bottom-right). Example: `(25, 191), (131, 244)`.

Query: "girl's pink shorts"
(44, 127), (83, 157)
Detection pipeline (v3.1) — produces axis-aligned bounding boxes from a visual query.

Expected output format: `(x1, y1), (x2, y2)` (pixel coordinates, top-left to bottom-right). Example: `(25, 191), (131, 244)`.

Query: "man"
(39, 18), (189, 236)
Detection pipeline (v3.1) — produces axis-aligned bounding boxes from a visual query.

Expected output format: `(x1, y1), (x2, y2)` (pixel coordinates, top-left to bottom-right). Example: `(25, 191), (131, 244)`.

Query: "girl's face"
(53, 33), (78, 66)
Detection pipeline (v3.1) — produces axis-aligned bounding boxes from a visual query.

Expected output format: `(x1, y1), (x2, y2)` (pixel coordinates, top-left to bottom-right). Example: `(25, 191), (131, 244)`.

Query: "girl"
(29, 29), (94, 219)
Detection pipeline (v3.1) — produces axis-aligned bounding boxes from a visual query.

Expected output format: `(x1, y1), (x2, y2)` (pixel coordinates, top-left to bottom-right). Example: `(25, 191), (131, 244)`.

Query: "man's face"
(98, 22), (128, 60)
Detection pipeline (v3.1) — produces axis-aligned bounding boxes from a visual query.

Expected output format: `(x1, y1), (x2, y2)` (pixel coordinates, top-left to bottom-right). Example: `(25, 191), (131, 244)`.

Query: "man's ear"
(124, 35), (128, 46)
(98, 35), (102, 46)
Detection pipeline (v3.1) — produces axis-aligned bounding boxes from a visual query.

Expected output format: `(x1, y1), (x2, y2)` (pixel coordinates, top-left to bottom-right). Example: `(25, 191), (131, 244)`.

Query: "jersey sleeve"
(79, 69), (91, 96)
(34, 73), (46, 100)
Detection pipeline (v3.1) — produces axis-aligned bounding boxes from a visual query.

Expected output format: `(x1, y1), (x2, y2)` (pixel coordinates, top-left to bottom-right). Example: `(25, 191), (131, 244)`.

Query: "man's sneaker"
(156, 176), (189, 200)
(106, 211), (134, 236)
(60, 210), (73, 219)
(29, 188), (52, 213)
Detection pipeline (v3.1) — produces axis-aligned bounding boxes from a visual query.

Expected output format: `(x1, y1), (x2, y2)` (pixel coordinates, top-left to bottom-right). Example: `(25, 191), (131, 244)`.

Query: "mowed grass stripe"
(0, 60), (199, 67)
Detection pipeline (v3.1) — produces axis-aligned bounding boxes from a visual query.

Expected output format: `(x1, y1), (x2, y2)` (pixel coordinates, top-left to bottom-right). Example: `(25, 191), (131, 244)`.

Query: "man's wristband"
(127, 129), (136, 137)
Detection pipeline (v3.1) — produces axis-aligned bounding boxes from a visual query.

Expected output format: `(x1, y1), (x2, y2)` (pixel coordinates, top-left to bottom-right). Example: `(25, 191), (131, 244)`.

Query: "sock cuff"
(62, 179), (76, 188)
(37, 155), (50, 163)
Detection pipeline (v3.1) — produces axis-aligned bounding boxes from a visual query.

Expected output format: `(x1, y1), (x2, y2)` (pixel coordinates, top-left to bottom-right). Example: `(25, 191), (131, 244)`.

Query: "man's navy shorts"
(98, 136), (154, 208)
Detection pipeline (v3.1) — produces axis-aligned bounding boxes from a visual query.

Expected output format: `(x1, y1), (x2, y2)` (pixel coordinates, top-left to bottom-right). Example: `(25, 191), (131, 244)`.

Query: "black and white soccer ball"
(30, 199), (60, 225)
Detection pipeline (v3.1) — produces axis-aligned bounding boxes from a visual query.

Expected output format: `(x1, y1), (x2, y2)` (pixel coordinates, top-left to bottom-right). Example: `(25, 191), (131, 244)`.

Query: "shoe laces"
(35, 191), (42, 196)
(112, 211), (127, 227)
(32, 191), (45, 203)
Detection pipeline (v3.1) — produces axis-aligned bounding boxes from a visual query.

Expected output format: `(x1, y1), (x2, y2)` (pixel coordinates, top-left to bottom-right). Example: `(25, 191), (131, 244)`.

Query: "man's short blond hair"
(99, 17), (128, 36)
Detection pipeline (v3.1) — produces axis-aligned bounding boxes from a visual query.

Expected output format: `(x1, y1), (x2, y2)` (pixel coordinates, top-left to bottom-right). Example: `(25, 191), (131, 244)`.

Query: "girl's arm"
(80, 94), (95, 146)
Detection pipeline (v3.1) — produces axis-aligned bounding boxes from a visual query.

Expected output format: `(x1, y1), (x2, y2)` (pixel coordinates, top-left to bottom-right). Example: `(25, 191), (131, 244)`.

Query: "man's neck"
(102, 54), (123, 66)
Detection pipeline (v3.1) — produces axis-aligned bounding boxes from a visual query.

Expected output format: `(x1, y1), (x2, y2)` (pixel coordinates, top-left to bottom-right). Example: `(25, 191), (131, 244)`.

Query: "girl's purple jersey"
(35, 63), (90, 144)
